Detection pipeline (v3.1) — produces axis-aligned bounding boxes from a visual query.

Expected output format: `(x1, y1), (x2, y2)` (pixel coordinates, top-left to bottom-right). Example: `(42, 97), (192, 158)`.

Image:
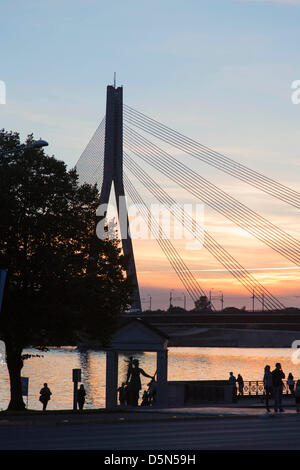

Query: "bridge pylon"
(98, 84), (141, 312)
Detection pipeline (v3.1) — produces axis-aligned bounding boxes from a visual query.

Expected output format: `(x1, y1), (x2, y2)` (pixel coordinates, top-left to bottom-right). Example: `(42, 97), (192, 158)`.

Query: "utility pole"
(98, 84), (141, 311)
(182, 293), (186, 310)
(220, 292), (224, 311)
(209, 288), (223, 311)
(169, 290), (173, 309)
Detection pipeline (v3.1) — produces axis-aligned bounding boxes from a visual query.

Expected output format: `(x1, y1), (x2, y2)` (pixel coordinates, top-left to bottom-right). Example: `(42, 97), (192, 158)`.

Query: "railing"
(240, 380), (295, 396)
(168, 380), (296, 406)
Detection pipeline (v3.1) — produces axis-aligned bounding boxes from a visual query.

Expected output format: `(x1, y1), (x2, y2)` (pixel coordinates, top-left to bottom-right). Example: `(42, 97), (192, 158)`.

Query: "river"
(0, 347), (299, 410)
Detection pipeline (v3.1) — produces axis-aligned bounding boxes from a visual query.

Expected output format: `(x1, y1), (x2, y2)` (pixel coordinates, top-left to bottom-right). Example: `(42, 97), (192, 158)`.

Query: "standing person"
(126, 359), (154, 406)
(229, 372), (237, 403)
(141, 390), (149, 406)
(39, 383), (52, 411)
(125, 356), (134, 379)
(294, 379), (300, 413)
(117, 382), (127, 406)
(287, 373), (295, 396)
(263, 365), (273, 412)
(272, 362), (285, 412)
(237, 374), (244, 396)
(147, 378), (157, 405)
(77, 384), (86, 410)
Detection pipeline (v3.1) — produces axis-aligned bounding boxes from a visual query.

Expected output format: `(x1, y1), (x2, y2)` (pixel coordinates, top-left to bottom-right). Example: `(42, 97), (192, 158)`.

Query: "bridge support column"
(105, 350), (119, 408)
(99, 84), (141, 312)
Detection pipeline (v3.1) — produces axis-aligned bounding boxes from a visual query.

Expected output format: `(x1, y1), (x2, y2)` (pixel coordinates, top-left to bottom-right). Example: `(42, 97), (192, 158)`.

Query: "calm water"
(0, 347), (298, 410)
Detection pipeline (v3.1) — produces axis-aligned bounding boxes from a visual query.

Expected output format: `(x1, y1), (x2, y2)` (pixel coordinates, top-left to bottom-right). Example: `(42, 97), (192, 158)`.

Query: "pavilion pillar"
(105, 350), (119, 408)
(156, 349), (168, 407)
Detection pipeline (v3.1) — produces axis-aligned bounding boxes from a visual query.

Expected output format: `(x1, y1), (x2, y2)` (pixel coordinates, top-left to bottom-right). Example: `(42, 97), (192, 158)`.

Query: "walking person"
(229, 372), (237, 403)
(117, 382), (127, 406)
(77, 384), (86, 410)
(287, 373), (295, 396)
(141, 390), (149, 406)
(263, 365), (273, 412)
(294, 379), (300, 413)
(39, 383), (52, 411)
(126, 359), (154, 406)
(237, 374), (244, 396)
(147, 378), (157, 405)
(272, 362), (285, 412)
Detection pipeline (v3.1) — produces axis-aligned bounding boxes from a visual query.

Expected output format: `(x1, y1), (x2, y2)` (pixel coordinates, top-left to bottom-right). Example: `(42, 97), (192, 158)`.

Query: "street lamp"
(0, 139), (48, 157)
(29, 139), (49, 149)
(218, 291), (224, 310)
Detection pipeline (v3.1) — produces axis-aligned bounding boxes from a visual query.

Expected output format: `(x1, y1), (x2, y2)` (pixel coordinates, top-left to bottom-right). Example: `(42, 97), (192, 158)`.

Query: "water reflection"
(0, 347), (299, 410)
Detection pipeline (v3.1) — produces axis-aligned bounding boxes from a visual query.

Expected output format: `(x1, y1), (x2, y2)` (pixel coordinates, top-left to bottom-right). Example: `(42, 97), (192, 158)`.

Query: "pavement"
(1, 399), (300, 450)
(0, 397), (298, 426)
(1, 405), (300, 450)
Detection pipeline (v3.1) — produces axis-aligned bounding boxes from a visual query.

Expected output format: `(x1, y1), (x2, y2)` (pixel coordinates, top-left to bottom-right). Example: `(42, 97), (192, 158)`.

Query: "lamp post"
(0, 139), (48, 157)
(220, 292), (224, 310)
(251, 290), (255, 313)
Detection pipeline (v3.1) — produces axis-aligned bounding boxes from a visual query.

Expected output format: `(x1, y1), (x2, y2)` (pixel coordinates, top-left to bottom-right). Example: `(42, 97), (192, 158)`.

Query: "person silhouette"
(272, 362), (285, 412)
(39, 383), (52, 411)
(287, 373), (295, 396)
(77, 384), (86, 410)
(263, 365), (273, 412)
(229, 372), (237, 403)
(117, 382), (127, 406)
(147, 378), (157, 405)
(141, 390), (149, 406)
(295, 379), (300, 413)
(237, 374), (244, 396)
(126, 359), (154, 406)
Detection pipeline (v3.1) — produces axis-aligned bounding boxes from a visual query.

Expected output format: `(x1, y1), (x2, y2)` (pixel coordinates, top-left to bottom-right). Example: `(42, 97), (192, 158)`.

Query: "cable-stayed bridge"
(75, 84), (300, 313)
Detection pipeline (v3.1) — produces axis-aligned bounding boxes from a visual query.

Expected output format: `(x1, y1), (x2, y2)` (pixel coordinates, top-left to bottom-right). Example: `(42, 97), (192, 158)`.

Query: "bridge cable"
(123, 126), (300, 267)
(123, 152), (285, 310)
(75, 116), (106, 188)
(124, 127), (300, 267)
(123, 172), (213, 306)
(124, 105), (300, 209)
(75, 121), (207, 305)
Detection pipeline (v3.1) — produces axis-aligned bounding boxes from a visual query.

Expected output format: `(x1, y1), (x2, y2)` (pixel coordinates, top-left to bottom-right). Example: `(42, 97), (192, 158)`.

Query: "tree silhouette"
(0, 129), (132, 410)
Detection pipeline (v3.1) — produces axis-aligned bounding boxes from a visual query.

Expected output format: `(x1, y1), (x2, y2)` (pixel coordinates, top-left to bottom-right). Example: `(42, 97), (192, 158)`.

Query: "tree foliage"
(0, 129), (132, 409)
(194, 296), (211, 311)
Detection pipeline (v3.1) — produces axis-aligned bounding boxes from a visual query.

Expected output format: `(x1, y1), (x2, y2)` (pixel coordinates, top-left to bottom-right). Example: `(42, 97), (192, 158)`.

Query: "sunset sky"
(1, 0), (300, 310)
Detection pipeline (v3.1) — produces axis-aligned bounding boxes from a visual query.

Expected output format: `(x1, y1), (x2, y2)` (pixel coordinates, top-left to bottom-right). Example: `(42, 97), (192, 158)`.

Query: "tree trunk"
(5, 340), (26, 411)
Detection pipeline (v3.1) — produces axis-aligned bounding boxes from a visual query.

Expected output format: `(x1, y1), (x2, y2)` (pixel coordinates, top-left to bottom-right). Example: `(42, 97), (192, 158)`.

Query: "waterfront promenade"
(1, 398), (300, 450)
